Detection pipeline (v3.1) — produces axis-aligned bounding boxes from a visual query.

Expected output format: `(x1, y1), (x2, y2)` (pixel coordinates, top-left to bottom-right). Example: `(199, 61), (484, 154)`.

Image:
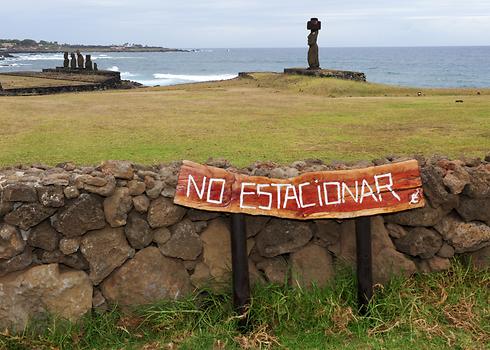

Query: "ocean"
(1, 46), (489, 88)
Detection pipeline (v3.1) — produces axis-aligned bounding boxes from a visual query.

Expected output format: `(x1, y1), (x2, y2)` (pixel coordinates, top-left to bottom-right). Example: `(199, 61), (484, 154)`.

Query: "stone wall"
(0, 156), (489, 331)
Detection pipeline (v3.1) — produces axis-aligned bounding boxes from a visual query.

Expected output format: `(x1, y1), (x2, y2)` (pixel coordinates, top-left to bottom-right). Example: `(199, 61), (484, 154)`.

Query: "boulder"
(256, 257), (289, 285)
(2, 183), (37, 202)
(421, 165), (459, 209)
(159, 219), (202, 260)
(153, 227), (171, 245)
(127, 180), (146, 196)
(145, 181), (164, 199)
(0, 199), (13, 219)
(315, 220), (341, 247)
(246, 216), (270, 238)
(77, 175), (116, 197)
(463, 165), (490, 198)
(37, 250), (89, 270)
(394, 227), (442, 259)
(456, 196), (490, 226)
(132, 195), (150, 213)
(200, 218), (232, 282)
(124, 211), (153, 249)
(0, 264), (92, 333)
(0, 224), (25, 259)
(290, 244), (334, 288)
(59, 237), (81, 255)
(27, 221), (59, 252)
(256, 219), (313, 258)
(466, 245), (490, 270)
(4, 203), (57, 231)
(63, 186), (80, 199)
(80, 227), (135, 285)
(434, 214), (490, 253)
(437, 243), (455, 258)
(0, 249), (32, 277)
(385, 223), (408, 239)
(147, 197), (186, 228)
(37, 186), (65, 208)
(100, 160), (134, 180)
(384, 203), (449, 227)
(103, 187), (133, 227)
(101, 247), (192, 306)
(442, 166), (470, 194)
(51, 194), (105, 237)
(427, 256), (451, 272)
(186, 209), (221, 222)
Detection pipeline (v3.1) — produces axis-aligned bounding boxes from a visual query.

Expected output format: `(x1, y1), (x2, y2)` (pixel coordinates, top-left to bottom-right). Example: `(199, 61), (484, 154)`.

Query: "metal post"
(355, 216), (373, 315)
(230, 213), (251, 329)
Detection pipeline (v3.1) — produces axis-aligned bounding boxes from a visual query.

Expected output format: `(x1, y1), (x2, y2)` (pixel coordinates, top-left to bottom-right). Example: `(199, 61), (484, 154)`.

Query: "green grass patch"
(1, 261), (488, 349)
(0, 74), (488, 167)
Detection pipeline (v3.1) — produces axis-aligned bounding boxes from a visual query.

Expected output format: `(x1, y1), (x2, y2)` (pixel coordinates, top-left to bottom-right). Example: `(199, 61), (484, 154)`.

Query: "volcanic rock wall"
(0, 156), (489, 331)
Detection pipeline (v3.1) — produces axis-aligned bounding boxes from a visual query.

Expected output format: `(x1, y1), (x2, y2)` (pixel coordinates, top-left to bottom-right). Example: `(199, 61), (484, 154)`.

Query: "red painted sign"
(174, 160), (425, 220)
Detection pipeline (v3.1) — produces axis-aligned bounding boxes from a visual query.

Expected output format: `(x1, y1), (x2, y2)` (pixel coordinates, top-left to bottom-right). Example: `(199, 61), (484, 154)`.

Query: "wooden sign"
(174, 160), (425, 220)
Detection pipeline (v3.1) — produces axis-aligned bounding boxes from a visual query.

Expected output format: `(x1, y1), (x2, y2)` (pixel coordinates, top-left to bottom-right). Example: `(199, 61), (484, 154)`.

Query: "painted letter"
(323, 182), (341, 205)
(240, 182), (257, 209)
(257, 184), (273, 210)
(187, 174), (206, 199)
(207, 178), (226, 204)
(283, 184), (301, 209)
(299, 182), (316, 208)
(342, 181), (359, 203)
(360, 179), (379, 203)
(374, 173), (401, 202)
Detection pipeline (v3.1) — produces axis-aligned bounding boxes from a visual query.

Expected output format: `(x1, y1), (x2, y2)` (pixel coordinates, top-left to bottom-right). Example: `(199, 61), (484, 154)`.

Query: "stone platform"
(284, 68), (366, 82)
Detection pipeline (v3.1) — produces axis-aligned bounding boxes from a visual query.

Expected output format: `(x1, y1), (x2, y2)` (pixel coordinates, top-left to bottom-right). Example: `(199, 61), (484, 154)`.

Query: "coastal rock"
(2, 183), (37, 202)
(51, 194), (105, 237)
(394, 227), (442, 259)
(434, 214), (490, 253)
(103, 187), (133, 227)
(124, 211), (153, 249)
(0, 224), (25, 259)
(37, 186), (65, 207)
(0, 264), (92, 333)
(290, 244), (334, 288)
(100, 160), (134, 180)
(256, 219), (313, 257)
(27, 221), (59, 252)
(159, 219), (202, 260)
(456, 196), (490, 225)
(80, 227), (135, 285)
(101, 247), (192, 306)
(4, 203), (57, 230)
(147, 197), (186, 228)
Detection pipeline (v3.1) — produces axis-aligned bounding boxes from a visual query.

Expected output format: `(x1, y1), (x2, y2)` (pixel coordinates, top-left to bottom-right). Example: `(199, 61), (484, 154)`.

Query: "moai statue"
(70, 52), (77, 69)
(77, 50), (84, 69)
(307, 18), (321, 70)
(85, 54), (93, 70)
(93, 62), (98, 71)
(63, 52), (69, 68)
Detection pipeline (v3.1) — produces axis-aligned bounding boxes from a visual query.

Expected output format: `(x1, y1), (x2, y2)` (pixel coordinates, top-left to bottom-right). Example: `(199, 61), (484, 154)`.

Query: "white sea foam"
(14, 54), (64, 61)
(108, 66), (120, 72)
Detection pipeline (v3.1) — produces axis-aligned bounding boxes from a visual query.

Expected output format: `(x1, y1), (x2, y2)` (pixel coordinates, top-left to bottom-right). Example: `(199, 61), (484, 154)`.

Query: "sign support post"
(230, 213), (251, 329)
(355, 217), (373, 315)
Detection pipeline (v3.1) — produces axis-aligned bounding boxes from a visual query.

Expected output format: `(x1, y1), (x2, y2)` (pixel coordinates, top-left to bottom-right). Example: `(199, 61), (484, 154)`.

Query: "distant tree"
(19, 39), (38, 47)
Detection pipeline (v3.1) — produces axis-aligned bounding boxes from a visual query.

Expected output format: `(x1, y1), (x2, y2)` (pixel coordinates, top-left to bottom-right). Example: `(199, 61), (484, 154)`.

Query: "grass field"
(0, 73), (488, 167)
(1, 261), (488, 350)
(0, 74), (92, 89)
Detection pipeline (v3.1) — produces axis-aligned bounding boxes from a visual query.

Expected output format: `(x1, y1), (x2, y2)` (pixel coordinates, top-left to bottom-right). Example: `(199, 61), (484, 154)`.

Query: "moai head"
(307, 18), (321, 32)
(64, 52), (69, 59)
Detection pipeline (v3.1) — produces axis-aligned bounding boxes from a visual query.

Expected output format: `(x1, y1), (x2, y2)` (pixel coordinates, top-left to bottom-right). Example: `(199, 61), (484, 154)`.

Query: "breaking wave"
(138, 73), (237, 86)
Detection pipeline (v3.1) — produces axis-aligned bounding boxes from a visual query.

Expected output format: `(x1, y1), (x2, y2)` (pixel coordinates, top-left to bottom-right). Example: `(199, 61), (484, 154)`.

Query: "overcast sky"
(2, 0), (490, 48)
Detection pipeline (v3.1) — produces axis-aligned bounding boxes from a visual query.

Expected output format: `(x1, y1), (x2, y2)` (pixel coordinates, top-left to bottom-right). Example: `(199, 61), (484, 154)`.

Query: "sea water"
(1, 47), (489, 88)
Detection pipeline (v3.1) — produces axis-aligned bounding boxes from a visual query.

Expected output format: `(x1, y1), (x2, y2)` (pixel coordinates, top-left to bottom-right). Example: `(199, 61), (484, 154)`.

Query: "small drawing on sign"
(409, 189), (422, 205)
